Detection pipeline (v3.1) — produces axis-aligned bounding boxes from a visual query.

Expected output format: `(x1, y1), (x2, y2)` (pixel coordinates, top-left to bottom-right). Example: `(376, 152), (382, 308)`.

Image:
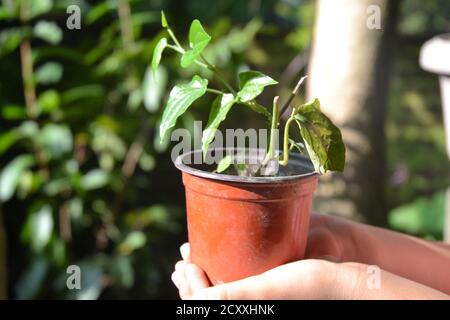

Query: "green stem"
(201, 55), (236, 94)
(206, 88), (224, 95)
(167, 28), (183, 49)
(261, 96), (280, 166)
(279, 116), (295, 166)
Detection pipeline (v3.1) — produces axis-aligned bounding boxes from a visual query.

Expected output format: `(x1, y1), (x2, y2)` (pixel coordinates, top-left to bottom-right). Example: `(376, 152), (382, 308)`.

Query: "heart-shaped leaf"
(202, 93), (236, 155)
(237, 71), (278, 102)
(295, 98), (345, 174)
(151, 37), (167, 78)
(180, 20), (211, 68)
(159, 75), (208, 142)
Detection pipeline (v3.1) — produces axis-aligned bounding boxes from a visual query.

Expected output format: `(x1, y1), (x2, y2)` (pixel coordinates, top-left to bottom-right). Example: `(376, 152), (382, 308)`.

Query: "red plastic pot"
(175, 149), (318, 285)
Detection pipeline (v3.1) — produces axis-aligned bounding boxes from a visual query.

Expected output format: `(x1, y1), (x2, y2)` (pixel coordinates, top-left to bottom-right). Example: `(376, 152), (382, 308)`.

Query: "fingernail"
(180, 244), (189, 260)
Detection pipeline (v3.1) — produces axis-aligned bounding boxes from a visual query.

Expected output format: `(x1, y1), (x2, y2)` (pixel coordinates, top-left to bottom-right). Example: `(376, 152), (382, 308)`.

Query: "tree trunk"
(307, 0), (399, 225)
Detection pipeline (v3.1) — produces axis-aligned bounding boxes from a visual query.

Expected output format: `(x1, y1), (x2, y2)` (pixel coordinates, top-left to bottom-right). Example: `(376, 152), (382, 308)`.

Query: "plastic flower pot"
(174, 149), (318, 284)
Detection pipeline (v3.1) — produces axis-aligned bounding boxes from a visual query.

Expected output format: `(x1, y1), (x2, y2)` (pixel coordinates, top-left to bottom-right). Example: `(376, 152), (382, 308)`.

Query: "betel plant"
(152, 11), (345, 173)
(152, 13), (347, 285)
(153, 12), (345, 176)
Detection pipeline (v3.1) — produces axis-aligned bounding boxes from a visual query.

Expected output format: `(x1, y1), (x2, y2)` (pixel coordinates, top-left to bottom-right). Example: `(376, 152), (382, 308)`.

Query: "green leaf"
(33, 21), (62, 44)
(202, 94), (236, 155)
(161, 10), (168, 28)
(80, 169), (109, 190)
(15, 257), (49, 300)
(388, 191), (445, 236)
(237, 71), (278, 102)
(159, 75), (208, 142)
(27, 205), (54, 252)
(295, 98), (345, 174)
(143, 64), (167, 112)
(0, 155), (35, 201)
(243, 101), (271, 121)
(38, 90), (60, 113)
(151, 37), (167, 78)
(35, 62), (63, 84)
(217, 155), (232, 173)
(0, 130), (20, 155)
(118, 231), (147, 255)
(38, 124), (73, 159)
(1, 105), (27, 120)
(0, 27), (31, 56)
(180, 20), (211, 68)
(29, 0), (53, 18)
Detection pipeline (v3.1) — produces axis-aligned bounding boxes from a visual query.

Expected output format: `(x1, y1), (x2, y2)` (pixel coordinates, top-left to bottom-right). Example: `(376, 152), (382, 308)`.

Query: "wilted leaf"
(0, 155), (35, 201)
(151, 37), (167, 78)
(295, 98), (345, 173)
(237, 71), (277, 102)
(35, 62), (63, 84)
(159, 75), (208, 142)
(180, 20), (211, 68)
(202, 93), (236, 155)
(33, 21), (62, 44)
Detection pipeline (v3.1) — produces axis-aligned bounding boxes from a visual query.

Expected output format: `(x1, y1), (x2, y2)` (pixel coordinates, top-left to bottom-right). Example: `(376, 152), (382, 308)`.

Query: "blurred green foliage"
(0, 0), (448, 299)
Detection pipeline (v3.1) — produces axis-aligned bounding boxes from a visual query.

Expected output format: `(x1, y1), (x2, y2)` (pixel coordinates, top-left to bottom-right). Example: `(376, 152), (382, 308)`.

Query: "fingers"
(185, 263), (210, 293)
(180, 242), (191, 263)
(171, 243), (210, 299)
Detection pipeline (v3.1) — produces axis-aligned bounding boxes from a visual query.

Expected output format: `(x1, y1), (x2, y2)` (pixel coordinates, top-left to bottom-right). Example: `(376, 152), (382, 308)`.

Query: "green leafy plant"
(154, 12), (345, 175)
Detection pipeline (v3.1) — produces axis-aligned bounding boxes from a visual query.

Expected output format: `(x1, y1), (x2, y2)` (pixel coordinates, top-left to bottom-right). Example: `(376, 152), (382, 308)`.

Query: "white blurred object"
(419, 34), (450, 242)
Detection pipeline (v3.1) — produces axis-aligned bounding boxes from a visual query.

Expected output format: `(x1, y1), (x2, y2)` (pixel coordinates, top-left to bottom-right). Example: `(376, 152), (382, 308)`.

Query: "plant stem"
(261, 96), (280, 166)
(279, 116), (295, 166)
(19, 3), (36, 118)
(206, 88), (224, 95)
(201, 54), (236, 94)
(118, 0), (134, 48)
(279, 75), (307, 117)
(167, 28), (183, 49)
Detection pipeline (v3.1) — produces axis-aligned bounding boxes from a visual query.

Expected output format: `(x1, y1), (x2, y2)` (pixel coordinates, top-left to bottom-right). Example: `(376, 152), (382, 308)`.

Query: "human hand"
(172, 242), (448, 300)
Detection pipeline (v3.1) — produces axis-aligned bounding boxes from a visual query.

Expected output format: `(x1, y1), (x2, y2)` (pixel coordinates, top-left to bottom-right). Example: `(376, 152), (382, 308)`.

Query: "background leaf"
(35, 62), (63, 84)
(0, 155), (35, 201)
(33, 21), (63, 45)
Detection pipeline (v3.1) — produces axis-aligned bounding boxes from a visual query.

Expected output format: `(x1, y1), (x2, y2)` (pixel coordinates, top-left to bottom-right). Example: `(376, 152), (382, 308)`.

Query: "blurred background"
(0, 0), (448, 299)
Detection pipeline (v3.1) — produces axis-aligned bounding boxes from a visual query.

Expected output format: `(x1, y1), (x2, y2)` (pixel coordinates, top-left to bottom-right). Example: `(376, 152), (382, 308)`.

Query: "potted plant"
(153, 12), (345, 284)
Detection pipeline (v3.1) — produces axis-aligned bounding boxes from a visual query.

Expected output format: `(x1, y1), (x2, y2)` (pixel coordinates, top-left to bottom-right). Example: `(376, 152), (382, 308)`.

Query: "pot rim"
(174, 148), (318, 184)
